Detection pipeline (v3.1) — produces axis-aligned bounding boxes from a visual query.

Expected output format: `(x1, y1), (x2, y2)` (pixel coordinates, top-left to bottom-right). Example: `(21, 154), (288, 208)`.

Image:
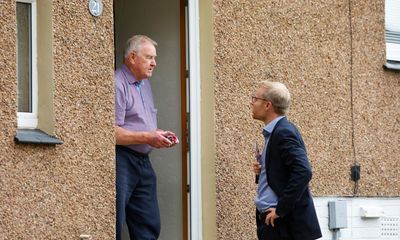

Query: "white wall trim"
(188, 0), (202, 239)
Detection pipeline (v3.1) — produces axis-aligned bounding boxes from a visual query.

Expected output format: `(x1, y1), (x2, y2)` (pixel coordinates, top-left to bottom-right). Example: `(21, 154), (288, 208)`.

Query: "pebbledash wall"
(1, 0), (399, 240)
(0, 1), (115, 239)
(212, 0), (399, 240)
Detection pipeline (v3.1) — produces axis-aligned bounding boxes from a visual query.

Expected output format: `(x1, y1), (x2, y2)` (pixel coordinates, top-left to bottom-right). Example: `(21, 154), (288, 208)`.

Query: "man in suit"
(251, 81), (322, 240)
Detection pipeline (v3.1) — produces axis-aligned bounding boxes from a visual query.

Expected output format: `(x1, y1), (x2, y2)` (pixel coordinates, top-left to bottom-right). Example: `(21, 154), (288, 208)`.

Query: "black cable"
(348, 0), (359, 196)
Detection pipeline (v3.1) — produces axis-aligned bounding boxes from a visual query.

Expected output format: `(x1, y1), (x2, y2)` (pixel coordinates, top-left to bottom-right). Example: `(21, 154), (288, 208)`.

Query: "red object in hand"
(166, 134), (178, 144)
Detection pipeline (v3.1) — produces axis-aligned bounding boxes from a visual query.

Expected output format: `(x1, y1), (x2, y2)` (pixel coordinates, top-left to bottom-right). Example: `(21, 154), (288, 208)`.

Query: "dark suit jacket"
(265, 117), (322, 240)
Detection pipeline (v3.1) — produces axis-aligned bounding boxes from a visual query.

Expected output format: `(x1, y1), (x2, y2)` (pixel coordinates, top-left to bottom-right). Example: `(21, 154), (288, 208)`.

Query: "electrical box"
(328, 201), (348, 229)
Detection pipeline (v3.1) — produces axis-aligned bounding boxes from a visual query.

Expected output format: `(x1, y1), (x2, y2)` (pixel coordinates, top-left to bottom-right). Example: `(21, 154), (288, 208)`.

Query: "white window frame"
(385, 0), (400, 62)
(188, 0), (202, 239)
(16, 0), (38, 129)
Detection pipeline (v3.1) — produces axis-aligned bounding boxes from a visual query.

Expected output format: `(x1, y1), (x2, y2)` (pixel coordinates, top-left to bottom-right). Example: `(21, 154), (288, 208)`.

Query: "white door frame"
(188, 0), (202, 239)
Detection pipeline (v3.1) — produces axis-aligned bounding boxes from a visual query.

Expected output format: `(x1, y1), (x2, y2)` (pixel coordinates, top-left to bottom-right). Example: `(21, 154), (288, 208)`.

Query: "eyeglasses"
(251, 96), (269, 103)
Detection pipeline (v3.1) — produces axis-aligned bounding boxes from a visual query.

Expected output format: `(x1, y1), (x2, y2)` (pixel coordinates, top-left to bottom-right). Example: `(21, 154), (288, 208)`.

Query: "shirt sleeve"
(114, 77), (126, 126)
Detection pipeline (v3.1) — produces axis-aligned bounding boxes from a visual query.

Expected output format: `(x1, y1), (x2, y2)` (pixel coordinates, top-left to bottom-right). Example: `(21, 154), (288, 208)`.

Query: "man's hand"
(253, 161), (261, 175)
(148, 130), (179, 148)
(115, 126), (179, 148)
(162, 130), (180, 146)
(265, 208), (279, 227)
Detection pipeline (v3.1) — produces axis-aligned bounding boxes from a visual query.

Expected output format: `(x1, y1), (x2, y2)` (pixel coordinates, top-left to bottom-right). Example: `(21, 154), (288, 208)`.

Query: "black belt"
(258, 211), (267, 221)
(116, 145), (149, 158)
(257, 208), (277, 221)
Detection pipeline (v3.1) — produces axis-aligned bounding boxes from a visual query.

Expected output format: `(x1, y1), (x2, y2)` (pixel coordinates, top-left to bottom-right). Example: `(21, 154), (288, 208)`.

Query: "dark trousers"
(256, 209), (292, 240)
(116, 146), (160, 240)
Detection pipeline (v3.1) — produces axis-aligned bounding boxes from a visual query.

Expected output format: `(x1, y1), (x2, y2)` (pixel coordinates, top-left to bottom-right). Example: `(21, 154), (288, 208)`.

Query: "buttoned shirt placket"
(134, 81), (145, 106)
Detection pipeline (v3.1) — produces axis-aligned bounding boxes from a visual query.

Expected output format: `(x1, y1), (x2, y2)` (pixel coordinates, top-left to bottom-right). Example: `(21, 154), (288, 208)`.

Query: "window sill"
(383, 60), (400, 72)
(15, 129), (63, 145)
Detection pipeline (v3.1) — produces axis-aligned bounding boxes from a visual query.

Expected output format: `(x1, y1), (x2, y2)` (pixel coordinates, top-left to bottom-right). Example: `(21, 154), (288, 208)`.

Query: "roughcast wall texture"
(213, 0), (399, 239)
(0, 1), (115, 239)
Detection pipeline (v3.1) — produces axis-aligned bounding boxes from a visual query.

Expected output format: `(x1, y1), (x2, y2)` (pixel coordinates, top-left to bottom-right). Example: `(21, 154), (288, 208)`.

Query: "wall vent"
(381, 217), (400, 239)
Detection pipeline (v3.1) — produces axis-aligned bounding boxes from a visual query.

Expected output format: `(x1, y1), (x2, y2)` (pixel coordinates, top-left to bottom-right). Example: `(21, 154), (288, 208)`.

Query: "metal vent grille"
(381, 217), (400, 239)
(386, 30), (400, 44)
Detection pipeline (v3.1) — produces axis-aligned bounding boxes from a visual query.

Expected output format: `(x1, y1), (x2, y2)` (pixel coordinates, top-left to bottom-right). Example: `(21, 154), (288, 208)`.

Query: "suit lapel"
(265, 117), (287, 168)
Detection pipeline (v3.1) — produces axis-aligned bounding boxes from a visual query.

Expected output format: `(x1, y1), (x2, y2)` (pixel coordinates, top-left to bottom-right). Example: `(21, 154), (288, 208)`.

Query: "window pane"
(16, 2), (32, 113)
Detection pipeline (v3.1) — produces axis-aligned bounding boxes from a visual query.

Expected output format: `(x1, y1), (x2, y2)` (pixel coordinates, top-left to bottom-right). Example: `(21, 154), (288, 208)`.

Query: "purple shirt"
(115, 64), (158, 154)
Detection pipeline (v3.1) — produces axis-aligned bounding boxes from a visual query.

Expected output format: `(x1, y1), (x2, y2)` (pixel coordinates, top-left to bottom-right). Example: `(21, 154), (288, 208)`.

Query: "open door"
(114, 0), (189, 239)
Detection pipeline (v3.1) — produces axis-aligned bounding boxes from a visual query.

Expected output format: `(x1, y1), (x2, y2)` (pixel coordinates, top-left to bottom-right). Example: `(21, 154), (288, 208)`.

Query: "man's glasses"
(251, 96), (269, 103)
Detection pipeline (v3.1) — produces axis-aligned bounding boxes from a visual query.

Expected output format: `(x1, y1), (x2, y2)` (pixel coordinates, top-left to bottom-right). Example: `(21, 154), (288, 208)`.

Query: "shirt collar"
(263, 116), (285, 136)
(121, 64), (145, 85)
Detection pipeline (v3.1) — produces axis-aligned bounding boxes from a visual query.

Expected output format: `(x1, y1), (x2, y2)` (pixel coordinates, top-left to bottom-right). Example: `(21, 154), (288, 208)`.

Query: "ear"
(128, 52), (136, 64)
(263, 101), (272, 112)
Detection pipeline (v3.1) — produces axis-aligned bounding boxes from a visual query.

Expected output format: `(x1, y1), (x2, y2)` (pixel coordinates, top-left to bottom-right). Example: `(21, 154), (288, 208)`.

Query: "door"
(114, 0), (188, 239)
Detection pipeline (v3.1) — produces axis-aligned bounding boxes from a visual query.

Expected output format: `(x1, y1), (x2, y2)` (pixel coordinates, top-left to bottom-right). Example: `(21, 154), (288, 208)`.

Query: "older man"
(251, 81), (321, 240)
(115, 35), (179, 240)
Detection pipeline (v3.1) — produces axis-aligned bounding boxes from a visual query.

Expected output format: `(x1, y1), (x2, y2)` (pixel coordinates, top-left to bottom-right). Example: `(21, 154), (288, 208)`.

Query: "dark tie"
(262, 129), (269, 138)
(255, 129), (270, 184)
(262, 129), (270, 144)
(262, 129), (270, 164)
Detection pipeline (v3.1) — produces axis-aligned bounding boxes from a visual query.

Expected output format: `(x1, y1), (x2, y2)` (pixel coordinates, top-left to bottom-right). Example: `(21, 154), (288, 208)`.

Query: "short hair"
(260, 81), (291, 115)
(124, 35), (158, 59)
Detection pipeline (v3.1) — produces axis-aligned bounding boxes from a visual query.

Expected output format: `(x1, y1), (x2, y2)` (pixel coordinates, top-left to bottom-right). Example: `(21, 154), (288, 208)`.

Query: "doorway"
(114, 0), (189, 239)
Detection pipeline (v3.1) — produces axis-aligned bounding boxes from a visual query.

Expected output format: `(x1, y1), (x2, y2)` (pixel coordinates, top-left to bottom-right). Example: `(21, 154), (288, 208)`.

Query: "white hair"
(260, 81), (291, 115)
(124, 35), (157, 59)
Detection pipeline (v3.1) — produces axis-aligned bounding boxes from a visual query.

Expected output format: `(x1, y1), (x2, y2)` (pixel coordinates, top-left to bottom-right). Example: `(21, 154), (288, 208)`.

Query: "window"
(385, 0), (400, 70)
(16, 0), (38, 129)
(14, 1), (61, 144)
